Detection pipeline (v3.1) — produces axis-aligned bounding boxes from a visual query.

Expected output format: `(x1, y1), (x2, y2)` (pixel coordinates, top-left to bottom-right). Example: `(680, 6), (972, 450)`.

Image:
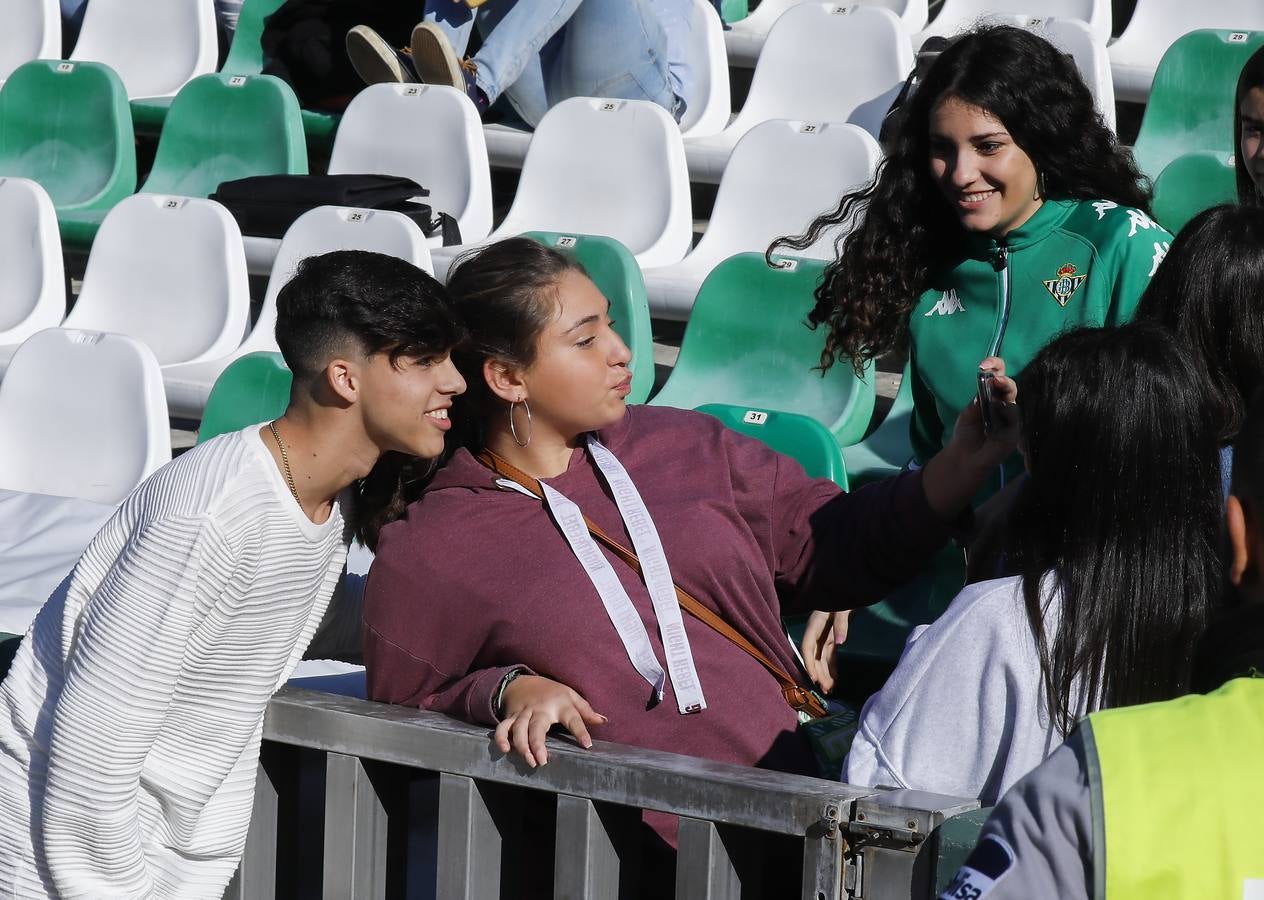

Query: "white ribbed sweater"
(0, 426), (353, 899)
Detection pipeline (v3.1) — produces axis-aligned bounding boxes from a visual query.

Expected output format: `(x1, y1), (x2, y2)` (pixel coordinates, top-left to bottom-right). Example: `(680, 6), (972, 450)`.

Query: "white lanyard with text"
(496, 436), (707, 715)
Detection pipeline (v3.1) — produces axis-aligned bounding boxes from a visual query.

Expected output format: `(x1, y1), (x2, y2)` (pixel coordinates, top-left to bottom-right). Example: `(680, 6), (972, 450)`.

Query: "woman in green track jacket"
(775, 25), (1168, 486)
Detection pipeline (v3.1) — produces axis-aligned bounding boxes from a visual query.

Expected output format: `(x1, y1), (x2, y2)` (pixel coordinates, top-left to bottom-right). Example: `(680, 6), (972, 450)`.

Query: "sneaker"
(346, 25), (418, 85)
(409, 22), (466, 90)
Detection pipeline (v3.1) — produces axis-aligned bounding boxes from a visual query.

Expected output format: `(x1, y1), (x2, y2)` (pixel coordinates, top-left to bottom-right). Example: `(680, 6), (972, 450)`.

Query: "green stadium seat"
(842, 361), (916, 489)
(523, 231), (655, 404)
(1152, 150), (1237, 235)
(61, 73), (308, 251)
(720, 0), (749, 23)
(650, 253), (875, 447)
(197, 352), (293, 444)
(931, 807), (995, 895)
(1131, 29), (1264, 182)
(0, 61), (136, 221)
(697, 403), (848, 487)
(132, 0), (339, 151)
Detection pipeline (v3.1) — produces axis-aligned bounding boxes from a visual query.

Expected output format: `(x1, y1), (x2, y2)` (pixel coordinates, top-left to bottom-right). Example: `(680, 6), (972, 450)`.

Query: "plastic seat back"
(0, 61), (136, 211)
(496, 97), (692, 269)
(0, 178), (64, 345)
(0, 0), (60, 84)
(222, 0), (288, 75)
(69, 0), (217, 100)
(918, 0), (1110, 45)
(648, 121), (880, 319)
(650, 253), (875, 446)
(64, 195), (250, 366)
(700, 120), (880, 262)
(726, 0), (927, 68)
(1152, 150), (1237, 235)
(523, 232), (655, 404)
(731, 4), (913, 142)
(238, 206), (433, 361)
(697, 403), (848, 487)
(329, 84), (493, 244)
(0, 328), (169, 502)
(678, 0), (731, 138)
(1131, 29), (1264, 181)
(143, 73), (308, 199)
(1109, 0), (1264, 102)
(198, 352), (293, 443)
(842, 361), (916, 487)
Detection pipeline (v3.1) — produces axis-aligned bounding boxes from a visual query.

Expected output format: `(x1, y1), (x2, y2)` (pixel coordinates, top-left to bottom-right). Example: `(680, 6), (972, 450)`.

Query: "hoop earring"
(509, 398), (532, 448)
(1035, 168), (1047, 200)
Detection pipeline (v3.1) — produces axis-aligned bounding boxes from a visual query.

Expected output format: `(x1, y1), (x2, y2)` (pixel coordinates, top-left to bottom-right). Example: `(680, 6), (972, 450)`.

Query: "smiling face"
(515, 270), (633, 443)
(1241, 86), (1264, 200)
(929, 95), (1043, 238)
(358, 350), (466, 460)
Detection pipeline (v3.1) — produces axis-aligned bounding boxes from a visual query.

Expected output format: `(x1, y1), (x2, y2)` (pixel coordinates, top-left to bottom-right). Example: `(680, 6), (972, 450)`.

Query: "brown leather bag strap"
(476, 448), (828, 719)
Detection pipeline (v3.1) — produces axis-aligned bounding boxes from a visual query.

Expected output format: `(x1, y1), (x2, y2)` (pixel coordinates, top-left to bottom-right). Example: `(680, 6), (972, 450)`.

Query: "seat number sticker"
(801, 123), (820, 134)
(1229, 32), (1249, 43)
(347, 211), (365, 223)
(831, 5), (853, 13)
(600, 102), (617, 111)
(163, 199), (180, 210)
(404, 86), (420, 96)
(556, 236), (578, 248)
(742, 411), (769, 425)
(228, 76), (247, 86)
(772, 257), (799, 272)
(56, 63), (74, 73)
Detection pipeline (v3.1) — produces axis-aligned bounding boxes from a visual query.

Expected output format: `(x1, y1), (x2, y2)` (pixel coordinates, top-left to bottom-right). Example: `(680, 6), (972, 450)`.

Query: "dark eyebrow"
(927, 131), (1009, 143)
(564, 314), (600, 334)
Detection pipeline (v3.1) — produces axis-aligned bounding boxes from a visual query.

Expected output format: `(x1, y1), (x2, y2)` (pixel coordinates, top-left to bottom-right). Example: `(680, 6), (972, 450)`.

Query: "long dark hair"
(1136, 205), (1264, 444)
(357, 238), (586, 550)
(771, 24), (1152, 375)
(1007, 323), (1221, 735)
(1236, 45), (1264, 206)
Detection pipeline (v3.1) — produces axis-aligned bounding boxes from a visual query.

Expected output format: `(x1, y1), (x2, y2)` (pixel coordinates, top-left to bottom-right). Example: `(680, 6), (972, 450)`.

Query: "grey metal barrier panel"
(223, 686), (977, 900)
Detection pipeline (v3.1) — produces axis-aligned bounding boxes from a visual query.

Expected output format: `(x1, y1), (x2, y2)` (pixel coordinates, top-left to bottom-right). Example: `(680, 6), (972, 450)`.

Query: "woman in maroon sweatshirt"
(360, 237), (1017, 779)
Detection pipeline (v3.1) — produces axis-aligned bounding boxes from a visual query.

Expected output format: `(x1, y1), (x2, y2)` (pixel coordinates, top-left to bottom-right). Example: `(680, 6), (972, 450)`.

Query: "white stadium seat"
(0, 178), (65, 349)
(329, 84), (493, 249)
(678, 0), (732, 138)
(1109, 0), (1264, 102)
(1, 0), (60, 85)
(916, 0), (1111, 47)
(686, 4), (912, 183)
(644, 121), (881, 319)
(62, 194), (250, 369)
(166, 205), (434, 419)
(0, 328), (169, 503)
(69, 0), (218, 100)
(433, 96), (693, 278)
(482, 0), (731, 168)
(726, 0), (928, 68)
(987, 15), (1116, 132)
(242, 83), (493, 276)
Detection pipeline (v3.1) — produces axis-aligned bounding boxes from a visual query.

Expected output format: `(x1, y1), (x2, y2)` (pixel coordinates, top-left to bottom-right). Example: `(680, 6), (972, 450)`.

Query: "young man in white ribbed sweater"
(0, 250), (466, 899)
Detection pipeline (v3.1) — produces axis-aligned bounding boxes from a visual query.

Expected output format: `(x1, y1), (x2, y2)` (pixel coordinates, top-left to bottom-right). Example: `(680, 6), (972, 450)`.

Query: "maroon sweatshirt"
(364, 405), (954, 776)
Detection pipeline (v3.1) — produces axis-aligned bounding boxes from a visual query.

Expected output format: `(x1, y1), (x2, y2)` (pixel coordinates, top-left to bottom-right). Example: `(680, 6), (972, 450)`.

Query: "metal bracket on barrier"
(843, 791), (977, 899)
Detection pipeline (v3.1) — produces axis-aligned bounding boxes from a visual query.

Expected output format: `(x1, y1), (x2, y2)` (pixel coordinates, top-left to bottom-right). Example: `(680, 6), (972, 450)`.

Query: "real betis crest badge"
(1043, 263), (1088, 308)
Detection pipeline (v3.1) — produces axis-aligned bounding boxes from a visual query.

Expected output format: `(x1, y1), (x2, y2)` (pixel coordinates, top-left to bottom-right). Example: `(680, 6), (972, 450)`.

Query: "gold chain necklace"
(267, 420), (303, 508)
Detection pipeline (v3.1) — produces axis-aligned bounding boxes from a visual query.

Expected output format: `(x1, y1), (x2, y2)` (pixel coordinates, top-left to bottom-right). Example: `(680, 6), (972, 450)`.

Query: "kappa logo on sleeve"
(925, 289), (965, 317)
(939, 835), (1015, 900)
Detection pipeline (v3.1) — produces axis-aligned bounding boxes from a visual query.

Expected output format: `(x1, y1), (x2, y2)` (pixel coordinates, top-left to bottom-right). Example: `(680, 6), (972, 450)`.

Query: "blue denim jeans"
(424, 0), (678, 127)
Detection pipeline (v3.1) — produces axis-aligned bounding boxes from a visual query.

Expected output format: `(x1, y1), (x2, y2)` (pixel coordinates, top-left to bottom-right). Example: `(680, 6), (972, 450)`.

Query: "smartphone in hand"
(977, 368), (997, 435)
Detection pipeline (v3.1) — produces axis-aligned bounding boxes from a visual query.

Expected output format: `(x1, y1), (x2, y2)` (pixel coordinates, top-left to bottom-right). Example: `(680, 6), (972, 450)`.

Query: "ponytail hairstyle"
(1007, 323), (1221, 735)
(1235, 44), (1264, 206)
(356, 237), (587, 550)
(771, 24), (1151, 375)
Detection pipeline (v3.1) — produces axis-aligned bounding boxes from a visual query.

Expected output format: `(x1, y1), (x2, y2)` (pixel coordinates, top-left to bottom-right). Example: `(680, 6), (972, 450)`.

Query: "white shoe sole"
(410, 22), (465, 90)
(346, 25), (418, 85)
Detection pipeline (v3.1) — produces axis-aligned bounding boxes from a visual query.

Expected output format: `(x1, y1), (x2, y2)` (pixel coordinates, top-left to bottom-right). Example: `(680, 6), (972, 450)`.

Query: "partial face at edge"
(929, 96), (1043, 238)
(517, 270), (633, 442)
(1241, 86), (1264, 199)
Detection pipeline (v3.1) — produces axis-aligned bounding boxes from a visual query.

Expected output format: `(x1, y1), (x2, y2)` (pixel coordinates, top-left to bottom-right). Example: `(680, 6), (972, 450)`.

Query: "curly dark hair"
(770, 24), (1153, 375)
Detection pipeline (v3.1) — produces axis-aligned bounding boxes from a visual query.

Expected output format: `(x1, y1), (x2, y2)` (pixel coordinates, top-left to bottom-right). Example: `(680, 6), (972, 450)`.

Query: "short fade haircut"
(275, 250), (464, 383)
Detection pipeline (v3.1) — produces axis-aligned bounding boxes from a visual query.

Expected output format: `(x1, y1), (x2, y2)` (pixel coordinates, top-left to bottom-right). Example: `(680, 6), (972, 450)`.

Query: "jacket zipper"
(987, 242), (1011, 358)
